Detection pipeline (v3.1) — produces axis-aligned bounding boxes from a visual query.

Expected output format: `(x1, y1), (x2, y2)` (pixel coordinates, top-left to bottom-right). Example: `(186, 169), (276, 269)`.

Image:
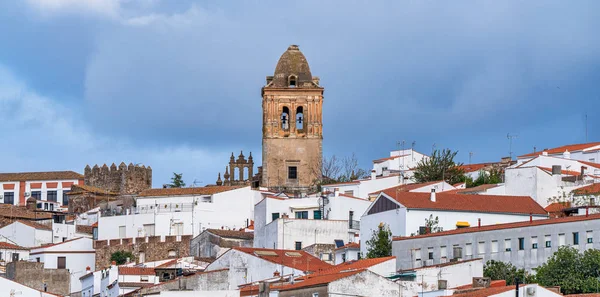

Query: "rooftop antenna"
(469, 152), (474, 164)
(411, 141), (416, 160)
(585, 113), (588, 143)
(397, 140), (406, 180)
(432, 143), (436, 155)
(507, 133), (519, 160)
(192, 179), (203, 187)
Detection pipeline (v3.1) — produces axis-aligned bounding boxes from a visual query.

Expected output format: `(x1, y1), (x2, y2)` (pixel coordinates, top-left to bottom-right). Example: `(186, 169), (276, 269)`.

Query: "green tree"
(535, 246), (600, 294)
(365, 223), (392, 258)
(168, 172), (186, 188)
(484, 260), (534, 285)
(111, 250), (135, 265)
(413, 214), (443, 236)
(467, 168), (503, 188)
(413, 149), (465, 184)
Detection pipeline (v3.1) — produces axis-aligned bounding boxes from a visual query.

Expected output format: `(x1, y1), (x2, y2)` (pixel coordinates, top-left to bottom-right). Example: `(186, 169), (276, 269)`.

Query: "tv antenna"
(192, 179), (203, 187)
(507, 133), (519, 160)
(469, 152), (474, 164)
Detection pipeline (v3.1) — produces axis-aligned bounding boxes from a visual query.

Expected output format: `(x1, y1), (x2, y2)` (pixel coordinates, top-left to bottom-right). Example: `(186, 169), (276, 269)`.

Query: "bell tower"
(261, 45), (324, 192)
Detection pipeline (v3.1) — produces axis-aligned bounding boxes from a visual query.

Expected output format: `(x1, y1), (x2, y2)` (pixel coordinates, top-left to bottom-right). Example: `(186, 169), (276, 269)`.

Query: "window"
(344, 190), (354, 196)
(62, 190), (70, 206)
(57, 257), (66, 269)
(587, 231), (593, 244)
(518, 238), (525, 250)
(491, 240), (498, 253)
(414, 249), (422, 261)
(295, 241), (302, 250)
(281, 107), (290, 130)
(119, 226), (126, 238)
(168, 250), (177, 257)
(559, 233), (566, 246)
(295, 211), (308, 219)
(288, 166), (297, 179)
(289, 75), (297, 87)
(143, 224), (155, 236)
(532, 236), (538, 249)
(47, 190), (57, 202)
(545, 235), (551, 248)
(504, 239), (511, 252)
(31, 191), (41, 200)
(573, 232), (579, 245)
(465, 243), (473, 256)
(428, 247), (434, 260)
(201, 196), (212, 203)
(173, 223), (184, 235)
(341, 253), (346, 262)
(140, 276), (149, 282)
(440, 246), (447, 259)
(313, 210), (322, 220)
(296, 106), (304, 130)
(36, 257), (40, 262)
(312, 293), (319, 297)
(3, 192), (14, 204)
(478, 241), (485, 254)
(272, 213), (280, 221)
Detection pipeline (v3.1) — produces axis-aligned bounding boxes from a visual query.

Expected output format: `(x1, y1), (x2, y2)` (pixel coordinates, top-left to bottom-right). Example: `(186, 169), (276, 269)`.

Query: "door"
(57, 256), (66, 269)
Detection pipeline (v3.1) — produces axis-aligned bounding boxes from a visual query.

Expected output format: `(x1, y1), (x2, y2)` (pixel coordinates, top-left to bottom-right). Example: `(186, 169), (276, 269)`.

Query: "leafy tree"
(365, 223), (392, 258)
(535, 246), (600, 294)
(413, 214), (443, 236)
(168, 172), (186, 188)
(484, 260), (534, 285)
(413, 149), (465, 184)
(467, 168), (503, 188)
(111, 250), (135, 265)
(313, 153), (368, 190)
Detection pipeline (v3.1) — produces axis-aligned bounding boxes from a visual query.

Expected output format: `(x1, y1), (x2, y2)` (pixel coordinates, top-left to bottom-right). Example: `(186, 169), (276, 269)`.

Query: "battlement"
(84, 162), (152, 195)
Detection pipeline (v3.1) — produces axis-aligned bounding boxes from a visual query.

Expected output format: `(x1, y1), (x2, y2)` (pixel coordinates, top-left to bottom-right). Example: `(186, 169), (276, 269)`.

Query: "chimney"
(430, 189), (436, 202)
(334, 188), (339, 197)
(563, 149), (571, 159)
(86, 266), (91, 272)
(371, 170), (376, 180)
(273, 270), (280, 277)
(529, 213), (533, 223)
(542, 151), (548, 156)
(478, 218), (481, 228)
(111, 261), (116, 266)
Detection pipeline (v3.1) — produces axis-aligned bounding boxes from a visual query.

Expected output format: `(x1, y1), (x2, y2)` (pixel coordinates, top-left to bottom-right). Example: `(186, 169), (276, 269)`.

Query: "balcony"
(348, 220), (360, 230)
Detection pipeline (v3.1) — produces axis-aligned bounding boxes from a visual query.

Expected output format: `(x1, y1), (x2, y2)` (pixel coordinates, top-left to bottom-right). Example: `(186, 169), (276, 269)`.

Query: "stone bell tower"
(261, 45), (324, 192)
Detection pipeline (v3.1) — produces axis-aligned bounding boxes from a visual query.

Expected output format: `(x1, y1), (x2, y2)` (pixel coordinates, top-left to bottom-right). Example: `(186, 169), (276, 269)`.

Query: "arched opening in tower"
(296, 106), (304, 132)
(281, 106), (290, 130)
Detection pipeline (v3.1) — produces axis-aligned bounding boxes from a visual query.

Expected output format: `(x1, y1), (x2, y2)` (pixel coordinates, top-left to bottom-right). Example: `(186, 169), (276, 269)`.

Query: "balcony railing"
(100, 202), (195, 217)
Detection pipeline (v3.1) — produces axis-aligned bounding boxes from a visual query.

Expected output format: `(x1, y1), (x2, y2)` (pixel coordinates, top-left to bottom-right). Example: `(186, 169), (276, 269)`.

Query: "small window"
(587, 231), (593, 244)
(313, 210), (322, 220)
(202, 196), (212, 203)
(491, 240), (498, 253)
(341, 253), (346, 262)
(518, 238), (525, 250)
(295, 211), (308, 219)
(168, 250), (177, 257)
(465, 243), (473, 256)
(295, 242), (302, 250)
(440, 246), (447, 259)
(31, 191), (42, 200)
(504, 239), (511, 252)
(3, 192), (15, 205)
(272, 213), (280, 221)
(478, 241), (485, 254)
(36, 257), (40, 262)
(428, 251), (434, 260)
(559, 233), (566, 246)
(47, 190), (58, 202)
(140, 276), (149, 282)
(57, 257), (66, 269)
(62, 190), (70, 206)
(573, 232), (579, 245)
(344, 190), (354, 196)
(289, 75), (297, 87)
(414, 249), (422, 261)
(545, 235), (551, 248)
(313, 293), (319, 297)
(532, 236), (538, 249)
(288, 166), (298, 180)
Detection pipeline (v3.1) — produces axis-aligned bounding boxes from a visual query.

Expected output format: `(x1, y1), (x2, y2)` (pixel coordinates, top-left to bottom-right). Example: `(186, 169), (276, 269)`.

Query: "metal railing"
(100, 202), (195, 217)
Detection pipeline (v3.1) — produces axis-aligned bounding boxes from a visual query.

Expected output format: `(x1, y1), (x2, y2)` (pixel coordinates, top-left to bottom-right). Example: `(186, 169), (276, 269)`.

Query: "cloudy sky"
(1, 0), (599, 187)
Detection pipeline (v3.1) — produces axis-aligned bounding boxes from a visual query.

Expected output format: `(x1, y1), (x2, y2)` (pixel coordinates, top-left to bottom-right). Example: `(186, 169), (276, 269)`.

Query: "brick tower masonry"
(261, 45), (324, 192)
(84, 162), (152, 195)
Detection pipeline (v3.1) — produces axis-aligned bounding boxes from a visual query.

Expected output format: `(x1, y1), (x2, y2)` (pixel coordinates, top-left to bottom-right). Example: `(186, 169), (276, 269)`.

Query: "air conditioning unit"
(24, 192), (31, 198)
(453, 247), (463, 259)
(438, 280), (448, 290)
(0, 195), (3, 199)
(526, 287), (536, 296)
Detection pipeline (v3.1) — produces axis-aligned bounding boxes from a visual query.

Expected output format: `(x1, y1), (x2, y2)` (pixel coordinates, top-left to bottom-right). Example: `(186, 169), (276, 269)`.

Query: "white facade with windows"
(372, 149), (430, 177)
(0, 174), (81, 206)
(392, 214), (600, 271)
(97, 186), (259, 240)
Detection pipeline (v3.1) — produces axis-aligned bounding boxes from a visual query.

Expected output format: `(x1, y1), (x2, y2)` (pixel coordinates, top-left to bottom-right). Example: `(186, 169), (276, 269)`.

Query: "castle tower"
(261, 45), (323, 191)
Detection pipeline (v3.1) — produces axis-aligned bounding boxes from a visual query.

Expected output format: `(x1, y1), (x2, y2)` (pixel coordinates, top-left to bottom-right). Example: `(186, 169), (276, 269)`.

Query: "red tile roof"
(545, 202), (571, 213)
(0, 171), (83, 182)
(0, 241), (29, 250)
(206, 229), (254, 240)
(519, 142), (600, 158)
(453, 279), (506, 290)
(233, 247), (332, 272)
(457, 163), (494, 173)
(17, 220), (52, 231)
(379, 191), (547, 216)
(564, 294), (600, 297)
(453, 184), (501, 194)
(573, 183), (600, 195)
(139, 186), (243, 197)
(373, 154), (409, 164)
(317, 256), (395, 275)
(76, 225), (94, 235)
(0, 205), (53, 220)
(119, 267), (156, 276)
(334, 242), (360, 251)
(368, 181), (444, 196)
(451, 285), (524, 297)
(276, 269), (364, 291)
(537, 166), (582, 176)
(394, 214), (600, 241)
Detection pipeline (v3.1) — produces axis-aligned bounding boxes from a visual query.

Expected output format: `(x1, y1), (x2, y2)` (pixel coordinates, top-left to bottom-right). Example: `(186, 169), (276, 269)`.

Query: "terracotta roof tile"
(565, 294), (600, 297)
(519, 142), (600, 158)
(76, 225), (94, 235)
(545, 202), (571, 213)
(119, 282), (156, 288)
(119, 267), (156, 276)
(334, 242), (360, 251)
(393, 214), (600, 241)
(537, 166), (581, 176)
(368, 181), (444, 196)
(573, 183), (600, 195)
(233, 247), (332, 272)
(69, 184), (119, 196)
(0, 171), (83, 182)
(457, 163), (494, 173)
(0, 205), (53, 220)
(139, 186), (243, 197)
(317, 256), (395, 275)
(379, 191), (547, 216)
(0, 241), (29, 250)
(453, 184), (501, 194)
(451, 285), (524, 297)
(373, 154), (409, 164)
(276, 269), (364, 291)
(16, 220), (52, 230)
(206, 229), (254, 240)
(453, 280), (506, 290)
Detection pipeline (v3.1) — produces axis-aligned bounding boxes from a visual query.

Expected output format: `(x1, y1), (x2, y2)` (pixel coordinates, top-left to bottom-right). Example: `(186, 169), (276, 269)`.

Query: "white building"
(360, 187), (548, 256)
(0, 241), (29, 263)
(392, 213), (600, 271)
(372, 148), (430, 178)
(518, 142), (600, 164)
(0, 171), (83, 206)
(97, 186), (259, 240)
(322, 173), (404, 199)
(80, 264), (119, 297)
(205, 247), (332, 289)
(0, 220), (52, 248)
(29, 237), (96, 294)
(334, 242), (360, 264)
(253, 192), (372, 249)
(0, 276), (59, 297)
(117, 266), (159, 295)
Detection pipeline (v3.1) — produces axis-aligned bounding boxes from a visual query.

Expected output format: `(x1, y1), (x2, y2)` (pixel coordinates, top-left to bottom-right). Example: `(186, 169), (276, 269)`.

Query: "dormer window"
(289, 75), (297, 87)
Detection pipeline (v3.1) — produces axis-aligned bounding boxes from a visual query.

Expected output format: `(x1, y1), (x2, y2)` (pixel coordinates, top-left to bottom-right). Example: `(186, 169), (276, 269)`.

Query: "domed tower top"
(266, 45), (320, 88)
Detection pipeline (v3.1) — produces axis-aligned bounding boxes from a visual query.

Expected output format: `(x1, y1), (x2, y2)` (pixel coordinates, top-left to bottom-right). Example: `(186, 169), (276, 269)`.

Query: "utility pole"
(507, 133), (518, 160)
